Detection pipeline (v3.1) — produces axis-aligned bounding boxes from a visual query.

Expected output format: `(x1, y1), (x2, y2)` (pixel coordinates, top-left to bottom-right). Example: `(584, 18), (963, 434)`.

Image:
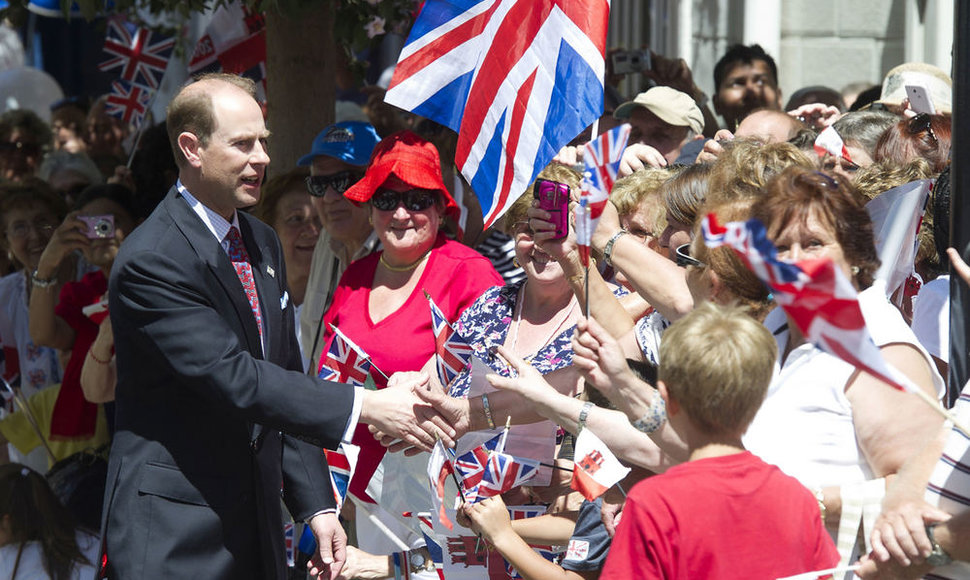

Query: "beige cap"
(877, 62), (952, 113)
(613, 86), (704, 134)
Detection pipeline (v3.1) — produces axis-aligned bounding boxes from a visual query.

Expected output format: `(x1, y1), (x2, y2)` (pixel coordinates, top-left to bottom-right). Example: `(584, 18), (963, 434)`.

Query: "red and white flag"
(865, 179), (932, 300)
(570, 427), (629, 500)
(428, 439), (457, 530)
(813, 126), (852, 163)
(188, 3), (267, 95)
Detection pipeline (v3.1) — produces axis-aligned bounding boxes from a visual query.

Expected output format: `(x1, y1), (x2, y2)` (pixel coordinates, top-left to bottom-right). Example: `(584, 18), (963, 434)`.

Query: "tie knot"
(225, 227), (246, 261)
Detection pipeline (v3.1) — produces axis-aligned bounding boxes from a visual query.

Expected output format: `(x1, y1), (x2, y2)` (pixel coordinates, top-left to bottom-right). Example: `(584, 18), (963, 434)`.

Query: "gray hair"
(831, 111), (898, 155)
(38, 150), (104, 185)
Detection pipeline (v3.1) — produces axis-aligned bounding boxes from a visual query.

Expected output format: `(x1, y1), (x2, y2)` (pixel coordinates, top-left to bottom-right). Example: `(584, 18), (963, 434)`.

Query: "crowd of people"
(0, 39), (963, 580)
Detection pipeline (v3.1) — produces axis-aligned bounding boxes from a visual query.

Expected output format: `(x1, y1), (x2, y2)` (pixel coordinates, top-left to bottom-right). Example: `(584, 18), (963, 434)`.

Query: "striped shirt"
(924, 388), (970, 579)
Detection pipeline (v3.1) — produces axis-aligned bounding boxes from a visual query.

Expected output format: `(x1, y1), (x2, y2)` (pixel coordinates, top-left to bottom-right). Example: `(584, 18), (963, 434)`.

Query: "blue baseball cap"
(297, 121), (380, 167)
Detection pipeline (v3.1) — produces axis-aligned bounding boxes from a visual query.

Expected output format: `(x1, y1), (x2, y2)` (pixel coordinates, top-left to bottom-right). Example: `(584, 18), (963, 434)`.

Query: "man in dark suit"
(102, 74), (458, 579)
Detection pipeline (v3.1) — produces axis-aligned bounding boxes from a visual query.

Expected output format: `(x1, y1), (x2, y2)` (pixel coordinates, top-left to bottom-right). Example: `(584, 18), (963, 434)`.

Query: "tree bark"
(264, 1), (335, 175)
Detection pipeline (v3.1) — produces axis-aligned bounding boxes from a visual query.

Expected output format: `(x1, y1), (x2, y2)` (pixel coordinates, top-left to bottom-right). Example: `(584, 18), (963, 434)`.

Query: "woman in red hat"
(316, 131), (502, 553)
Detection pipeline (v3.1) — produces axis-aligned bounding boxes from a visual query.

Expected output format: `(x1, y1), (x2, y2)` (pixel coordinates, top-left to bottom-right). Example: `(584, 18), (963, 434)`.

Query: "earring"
(513, 257), (520, 268)
(368, 215), (373, 226)
(851, 266), (860, 275)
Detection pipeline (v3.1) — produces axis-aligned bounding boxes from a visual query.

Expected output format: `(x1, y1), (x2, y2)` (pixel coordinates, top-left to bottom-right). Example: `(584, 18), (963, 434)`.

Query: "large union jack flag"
(98, 17), (174, 90)
(317, 325), (372, 386)
(427, 293), (474, 388)
(104, 80), (153, 128)
(576, 124), (630, 266)
(385, 0), (611, 229)
(701, 214), (918, 393)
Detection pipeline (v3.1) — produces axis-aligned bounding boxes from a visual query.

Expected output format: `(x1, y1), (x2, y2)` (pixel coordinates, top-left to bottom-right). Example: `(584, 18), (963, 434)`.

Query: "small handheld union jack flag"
(453, 433), (503, 503)
(701, 214), (917, 393)
(324, 442), (359, 510)
(317, 325), (376, 387)
(426, 292), (474, 388)
(575, 124), (631, 267)
(103, 80), (153, 128)
(98, 16), (174, 90)
(475, 451), (540, 500)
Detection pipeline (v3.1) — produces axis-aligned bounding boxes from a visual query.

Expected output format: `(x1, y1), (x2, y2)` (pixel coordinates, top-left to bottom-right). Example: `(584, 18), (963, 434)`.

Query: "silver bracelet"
(578, 401), (594, 432)
(631, 389), (667, 433)
(603, 229), (628, 267)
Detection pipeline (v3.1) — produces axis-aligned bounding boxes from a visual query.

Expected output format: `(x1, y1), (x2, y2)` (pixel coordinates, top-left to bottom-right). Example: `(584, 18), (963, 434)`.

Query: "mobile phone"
(79, 214), (115, 239)
(905, 84), (936, 115)
(533, 178), (570, 240)
(611, 49), (651, 76)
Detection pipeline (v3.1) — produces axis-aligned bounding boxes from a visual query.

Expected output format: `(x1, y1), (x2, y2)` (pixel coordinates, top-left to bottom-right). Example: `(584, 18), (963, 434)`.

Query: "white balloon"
(0, 66), (64, 123)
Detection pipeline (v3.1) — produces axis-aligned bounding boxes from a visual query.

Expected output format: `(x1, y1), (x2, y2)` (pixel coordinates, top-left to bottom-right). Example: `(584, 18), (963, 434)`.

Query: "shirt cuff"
(306, 508), (337, 523)
(340, 386), (364, 443)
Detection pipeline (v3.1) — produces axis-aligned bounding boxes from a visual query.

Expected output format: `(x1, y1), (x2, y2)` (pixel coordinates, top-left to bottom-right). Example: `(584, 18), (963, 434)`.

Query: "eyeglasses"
(5, 219), (57, 239)
(908, 113), (938, 145)
(305, 171), (363, 197)
(370, 189), (437, 212)
(675, 243), (705, 268)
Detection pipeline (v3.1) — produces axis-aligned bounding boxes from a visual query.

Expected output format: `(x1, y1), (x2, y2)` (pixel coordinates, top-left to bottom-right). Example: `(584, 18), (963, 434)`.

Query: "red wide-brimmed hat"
(344, 130), (460, 220)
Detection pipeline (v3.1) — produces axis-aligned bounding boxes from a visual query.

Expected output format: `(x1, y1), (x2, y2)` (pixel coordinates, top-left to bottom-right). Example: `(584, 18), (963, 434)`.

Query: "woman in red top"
(318, 131), (502, 557)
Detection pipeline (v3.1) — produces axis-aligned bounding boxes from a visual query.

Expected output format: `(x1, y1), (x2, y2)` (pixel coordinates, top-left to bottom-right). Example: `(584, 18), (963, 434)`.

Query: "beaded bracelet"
(630, 389), (667, 433)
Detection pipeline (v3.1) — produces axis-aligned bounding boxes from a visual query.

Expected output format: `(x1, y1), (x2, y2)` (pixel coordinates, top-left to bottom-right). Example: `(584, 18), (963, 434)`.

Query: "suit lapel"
(164, 192), (263, 358)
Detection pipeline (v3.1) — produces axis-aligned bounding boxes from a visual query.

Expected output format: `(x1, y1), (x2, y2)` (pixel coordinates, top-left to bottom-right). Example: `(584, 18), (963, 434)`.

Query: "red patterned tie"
(225, 226), (263, 341)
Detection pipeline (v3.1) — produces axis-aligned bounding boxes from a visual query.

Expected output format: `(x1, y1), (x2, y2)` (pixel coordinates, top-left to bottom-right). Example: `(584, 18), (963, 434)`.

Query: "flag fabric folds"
(103, 80), (152, 128)
(385, 0), (612, 229)
(571, 427), (630, 500)
(476, 451), (540, 499)
(576, 124), (631, 266)
(428, 293), (474, 388)
(453, 432), (503, 502)
(317, 325), (373, 386)
(701, 214), (919, 393)
(324, 442), (360, 510)
(98, 16), (174, 90)
(865, 179), (933, 300)
(188, 3), (267, 95)
(428, 439), (457, 530)
(813, 126), (852, 163)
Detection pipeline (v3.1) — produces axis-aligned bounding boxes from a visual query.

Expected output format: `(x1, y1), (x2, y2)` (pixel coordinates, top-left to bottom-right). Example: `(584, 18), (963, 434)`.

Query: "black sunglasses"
(908, 113), (938, 144)
(675, 243), (706, 268)
(370, 189), (437, 212)
(305, 171), (363, 197)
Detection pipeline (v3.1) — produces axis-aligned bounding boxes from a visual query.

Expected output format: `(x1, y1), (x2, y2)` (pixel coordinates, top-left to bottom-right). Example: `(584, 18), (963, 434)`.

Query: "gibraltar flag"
(570, 427), (630, 500)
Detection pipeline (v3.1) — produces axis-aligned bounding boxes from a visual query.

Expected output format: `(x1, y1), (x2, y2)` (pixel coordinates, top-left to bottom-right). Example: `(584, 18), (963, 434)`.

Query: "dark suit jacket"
(102, 187), (356, 579)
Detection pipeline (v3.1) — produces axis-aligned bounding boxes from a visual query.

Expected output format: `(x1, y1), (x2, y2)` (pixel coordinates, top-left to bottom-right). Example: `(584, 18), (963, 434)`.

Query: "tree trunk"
(264, 2), (335, 175)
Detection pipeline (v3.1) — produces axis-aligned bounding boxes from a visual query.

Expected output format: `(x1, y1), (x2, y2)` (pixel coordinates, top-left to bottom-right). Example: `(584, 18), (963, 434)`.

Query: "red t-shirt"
(603, 451), (839, 579)
(321, 234), (503, 502)
(51, 270), (106, 439)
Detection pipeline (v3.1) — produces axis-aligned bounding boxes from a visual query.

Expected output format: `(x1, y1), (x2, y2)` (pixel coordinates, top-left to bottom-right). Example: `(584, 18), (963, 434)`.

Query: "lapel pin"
(266, 265), (275, 278)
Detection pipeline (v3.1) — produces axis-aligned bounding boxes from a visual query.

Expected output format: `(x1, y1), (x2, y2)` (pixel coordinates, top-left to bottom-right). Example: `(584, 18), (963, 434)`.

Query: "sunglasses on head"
(370, 189), (438, 212)
(908, 113), (938, 144)
(675, 243), (705, 268)
(305, 171), (363, 197)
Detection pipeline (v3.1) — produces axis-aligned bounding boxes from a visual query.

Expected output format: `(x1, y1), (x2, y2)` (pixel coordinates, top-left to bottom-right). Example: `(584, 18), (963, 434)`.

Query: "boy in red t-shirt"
(602, 302), (839, 579)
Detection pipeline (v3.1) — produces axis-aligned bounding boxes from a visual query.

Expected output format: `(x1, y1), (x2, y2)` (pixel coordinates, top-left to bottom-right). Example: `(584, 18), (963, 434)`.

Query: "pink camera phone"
(533, 178), (570, 240)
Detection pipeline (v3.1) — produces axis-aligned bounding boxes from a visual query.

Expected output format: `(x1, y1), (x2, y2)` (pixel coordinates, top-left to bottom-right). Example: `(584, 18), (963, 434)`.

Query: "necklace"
(506, 282), (578, 360)
(379, 250), (430, 272)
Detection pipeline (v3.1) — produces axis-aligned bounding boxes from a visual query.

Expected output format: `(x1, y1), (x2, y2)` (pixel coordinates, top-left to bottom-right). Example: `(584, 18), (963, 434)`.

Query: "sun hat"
(343, 130), (459, 220)
(876, 63), (952, 114)
(297, 121), (380, 167)
(613, 86), (705, 134)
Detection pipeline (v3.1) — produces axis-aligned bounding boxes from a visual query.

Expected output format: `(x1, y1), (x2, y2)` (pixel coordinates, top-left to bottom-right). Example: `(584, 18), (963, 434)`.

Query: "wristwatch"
(408, 549), (434, 573)
(926, 523), (953, 567)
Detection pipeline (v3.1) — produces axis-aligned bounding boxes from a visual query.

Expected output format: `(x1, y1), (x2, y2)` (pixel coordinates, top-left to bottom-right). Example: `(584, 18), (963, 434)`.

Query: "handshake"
(358, 370), (471, 452)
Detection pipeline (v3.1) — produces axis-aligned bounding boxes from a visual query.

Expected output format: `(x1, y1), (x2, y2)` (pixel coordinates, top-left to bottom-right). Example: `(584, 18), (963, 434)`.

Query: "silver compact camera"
(79, 214), (115, 239)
